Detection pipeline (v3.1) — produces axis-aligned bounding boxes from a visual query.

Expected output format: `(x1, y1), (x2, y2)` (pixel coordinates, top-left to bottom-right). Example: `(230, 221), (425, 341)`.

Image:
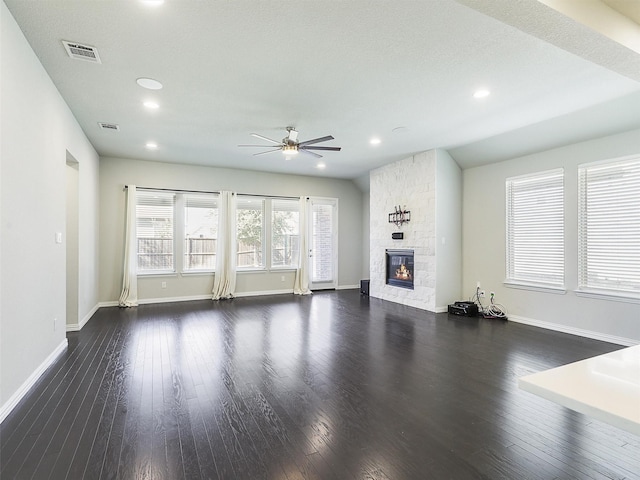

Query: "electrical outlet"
(281, 275), (285, 282)
(161, 281), (167, 289)
(479, 290), (485, 298)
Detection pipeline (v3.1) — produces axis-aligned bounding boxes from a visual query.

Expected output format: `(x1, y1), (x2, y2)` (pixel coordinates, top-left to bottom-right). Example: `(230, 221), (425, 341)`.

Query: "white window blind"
(136, 191), (175, 272)
(184, 194), (218, 271)
(506, 169), (564, 287)
(311, 201), (336, 283)
(578, 155), (640, 296)
(271, 199), (300, 268)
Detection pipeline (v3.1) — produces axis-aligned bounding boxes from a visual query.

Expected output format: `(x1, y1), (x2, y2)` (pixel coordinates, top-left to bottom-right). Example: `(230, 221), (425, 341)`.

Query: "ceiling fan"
(239, 127), (341, 158)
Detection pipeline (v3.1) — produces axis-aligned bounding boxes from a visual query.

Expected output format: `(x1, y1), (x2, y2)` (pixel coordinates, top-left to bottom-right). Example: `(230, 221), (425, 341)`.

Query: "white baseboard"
(66, 303), (100, 332)
(234, 289), (293, 298)
(100, 290), (296, 307)
(99, 300), (119, 308)
(98, 296), (211, 308)
(509, 315), (639, 347)
(138, 294), (212, 305)
(337, 284), (359, 290)
(0, 338), (68, 424)
(138, 290), (296, 301)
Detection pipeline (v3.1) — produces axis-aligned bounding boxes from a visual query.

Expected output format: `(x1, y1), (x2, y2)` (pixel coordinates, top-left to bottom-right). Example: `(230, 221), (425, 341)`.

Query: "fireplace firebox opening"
(386, 249), (414, 290)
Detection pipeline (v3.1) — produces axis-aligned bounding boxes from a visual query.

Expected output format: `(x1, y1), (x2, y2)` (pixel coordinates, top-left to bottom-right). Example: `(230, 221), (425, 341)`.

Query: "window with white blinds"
(578, 155), (640, 297)
(184, 194), (218, 271)
(506, 169), (564, 287)
(136, 191), (175, 272)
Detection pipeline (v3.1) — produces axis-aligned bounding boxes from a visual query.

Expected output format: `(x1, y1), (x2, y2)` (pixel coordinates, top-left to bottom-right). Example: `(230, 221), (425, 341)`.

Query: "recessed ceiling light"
(145, 142), (158, 149)
(316, 162), (326, 169)
(137, 77), (163, 90)
(140, 0), (164, 6)
(370, 137), (381, 145)
(473, 89), (490, 99)
(143, 100), (159, 109)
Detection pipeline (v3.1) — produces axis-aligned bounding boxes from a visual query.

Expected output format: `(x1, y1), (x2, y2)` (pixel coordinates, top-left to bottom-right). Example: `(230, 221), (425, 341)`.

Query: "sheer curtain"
(294, 196), (312, 295)
(118, 185), (138, 307)
(212, 191), (237, 300)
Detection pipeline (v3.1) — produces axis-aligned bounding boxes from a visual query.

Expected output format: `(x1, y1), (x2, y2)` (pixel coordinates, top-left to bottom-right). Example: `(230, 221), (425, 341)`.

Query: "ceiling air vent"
(62, 41), (101, 63)
(98, 122), (119, 131)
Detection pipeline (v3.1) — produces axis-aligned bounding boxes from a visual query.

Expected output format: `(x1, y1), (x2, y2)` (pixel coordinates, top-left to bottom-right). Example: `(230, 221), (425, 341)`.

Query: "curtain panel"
(212, 191), (237, 300)
(293, 196), (312, 295)
(119, 185), (138, 307)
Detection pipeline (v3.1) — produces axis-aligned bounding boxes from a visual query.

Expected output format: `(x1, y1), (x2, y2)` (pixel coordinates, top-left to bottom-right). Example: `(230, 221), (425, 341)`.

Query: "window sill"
(181, 270), (214, 276)
(236, 268), (297, 274)
(504, 280), (566, 295)
(137, 272), (177, 278)
(237, 268), (267, 274)
(575, 289), (640, 305)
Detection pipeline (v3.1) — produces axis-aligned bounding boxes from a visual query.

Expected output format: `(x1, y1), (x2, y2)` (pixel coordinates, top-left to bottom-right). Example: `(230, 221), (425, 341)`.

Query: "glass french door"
(308, 198), (338, 290)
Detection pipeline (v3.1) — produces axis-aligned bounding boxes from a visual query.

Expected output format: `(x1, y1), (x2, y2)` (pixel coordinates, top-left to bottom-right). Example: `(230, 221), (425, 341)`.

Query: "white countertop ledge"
(519, 344), (640, 436)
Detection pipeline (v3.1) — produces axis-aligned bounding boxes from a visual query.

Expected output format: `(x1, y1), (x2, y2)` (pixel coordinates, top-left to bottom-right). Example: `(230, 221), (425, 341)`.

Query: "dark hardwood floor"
(1, 290), (638, 479)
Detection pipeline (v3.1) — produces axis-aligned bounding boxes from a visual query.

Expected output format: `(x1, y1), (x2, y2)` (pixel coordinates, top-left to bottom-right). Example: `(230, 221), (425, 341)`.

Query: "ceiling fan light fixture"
(282, 145), (299, 155)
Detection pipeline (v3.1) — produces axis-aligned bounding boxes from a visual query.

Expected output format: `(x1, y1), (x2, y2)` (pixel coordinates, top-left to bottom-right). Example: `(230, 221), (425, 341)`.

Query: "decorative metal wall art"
(388, 205), (410, 228)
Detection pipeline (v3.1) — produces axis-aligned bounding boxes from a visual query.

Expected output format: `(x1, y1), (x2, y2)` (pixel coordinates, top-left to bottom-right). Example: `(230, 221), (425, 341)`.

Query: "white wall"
(99, 157), (363, 303)
(66, 161), (79, 328)
(1, 1), (100, 412)
(435, 149), (462, 308)
(462, 129), (640, 344)
(362, 190), (370, 279)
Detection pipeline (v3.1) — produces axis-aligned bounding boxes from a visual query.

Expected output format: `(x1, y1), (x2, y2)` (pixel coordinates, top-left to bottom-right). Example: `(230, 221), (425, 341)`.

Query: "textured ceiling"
(4, 0), (640, 179)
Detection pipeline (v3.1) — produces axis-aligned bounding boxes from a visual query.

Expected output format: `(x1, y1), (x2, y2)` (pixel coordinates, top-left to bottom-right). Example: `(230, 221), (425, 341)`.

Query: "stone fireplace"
(370, 149), (462, 312)
(386, 249), (414, 290)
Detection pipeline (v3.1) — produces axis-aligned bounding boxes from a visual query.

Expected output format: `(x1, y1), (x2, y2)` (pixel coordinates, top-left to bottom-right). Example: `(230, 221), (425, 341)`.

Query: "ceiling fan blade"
(251, 133), (283, 146)
(238, 144), (279, 147)
(299, 149), (323, 158)
(297, 135), (334, 147)
(253, 148), (283, 156)
(300, 146), (341, 151)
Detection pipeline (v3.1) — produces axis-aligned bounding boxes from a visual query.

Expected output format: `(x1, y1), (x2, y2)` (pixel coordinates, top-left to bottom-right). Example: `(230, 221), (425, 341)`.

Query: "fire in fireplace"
(386, 249), (414, 289)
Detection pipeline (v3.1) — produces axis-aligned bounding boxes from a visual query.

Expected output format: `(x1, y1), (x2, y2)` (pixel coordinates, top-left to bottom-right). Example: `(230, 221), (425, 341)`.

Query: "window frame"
(270, 198), (301, 270)
(136, 190), (176, 276)
(136, 190), (219, 276)
(235, 196), (301, 272)
(182, 193), (219, 274)
(504, 168), (565, 292)
(236, 196), (266, 271)
(134, 190), (302, 275)
(577, 154), (640, 302)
